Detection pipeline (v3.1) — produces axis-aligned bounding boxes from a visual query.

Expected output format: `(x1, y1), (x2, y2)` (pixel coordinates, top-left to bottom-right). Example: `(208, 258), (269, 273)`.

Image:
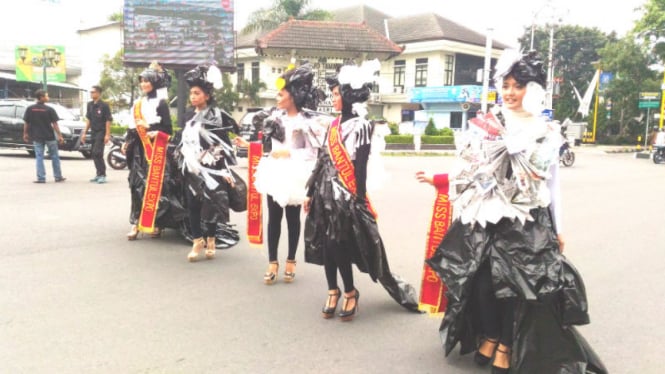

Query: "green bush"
(385, 134), (414, 143)
(421, 135), (454, 144)
(110, 125), (126, 135)
(439, 127), (454, 136)
(424, 117), (438, 135)
(387, 121), (399, 135)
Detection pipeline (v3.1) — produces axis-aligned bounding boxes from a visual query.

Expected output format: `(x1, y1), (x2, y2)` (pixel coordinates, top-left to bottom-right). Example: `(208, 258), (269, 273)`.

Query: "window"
(444, 55), (454, 86)
(450, 112), (463, 129)
(236, 63), (245, 87)
(372, 70), (380, 93)
(393, 60), (405, 92)
(415, 58), (428, 87)
(251, 62), (260, 85)
(0, 105), (14, 118)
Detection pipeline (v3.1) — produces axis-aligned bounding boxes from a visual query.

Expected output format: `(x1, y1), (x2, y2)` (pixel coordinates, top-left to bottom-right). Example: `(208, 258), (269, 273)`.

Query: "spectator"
(81, 85), (113, 184)
(22, 89), (66, 183)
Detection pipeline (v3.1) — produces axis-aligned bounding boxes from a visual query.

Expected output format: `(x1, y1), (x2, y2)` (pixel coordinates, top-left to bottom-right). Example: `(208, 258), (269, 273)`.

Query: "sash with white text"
(326, 117), (377, 218)
(418, 174), (451, 315)
(133, 101), (169, 233)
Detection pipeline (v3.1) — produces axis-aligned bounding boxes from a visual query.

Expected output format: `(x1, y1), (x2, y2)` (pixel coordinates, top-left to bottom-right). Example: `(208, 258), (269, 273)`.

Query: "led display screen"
(124, 0), (234, 69)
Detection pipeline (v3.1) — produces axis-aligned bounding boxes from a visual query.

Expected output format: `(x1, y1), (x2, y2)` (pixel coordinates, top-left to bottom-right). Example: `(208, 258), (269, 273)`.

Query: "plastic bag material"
(228, 168), (247, 212)
(425, 208), (606, 372)
(304, 151), (419, 312)
(512, 300), (607, 374)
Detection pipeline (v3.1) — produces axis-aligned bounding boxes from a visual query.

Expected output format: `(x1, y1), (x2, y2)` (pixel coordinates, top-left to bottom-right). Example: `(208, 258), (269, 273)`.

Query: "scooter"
(653, 145), (665, 164)
(559, 140), (575, 167)
(106, 135), (127, 170)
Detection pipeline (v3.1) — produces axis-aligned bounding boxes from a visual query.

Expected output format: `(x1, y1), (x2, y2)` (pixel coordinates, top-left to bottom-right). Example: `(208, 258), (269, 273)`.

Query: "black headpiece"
(493, 50), (547, 89)
(277, 62), (323, 111)
(184, 65), (215, 96)
(138, 61), (171, 90)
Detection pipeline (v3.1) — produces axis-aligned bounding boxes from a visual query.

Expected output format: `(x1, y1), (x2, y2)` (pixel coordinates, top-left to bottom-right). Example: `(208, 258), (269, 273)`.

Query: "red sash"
(133, 100), (170, 233)
(326, 117), (377, 218)
(247, 133), (263, 246)
(418, 174), (451, 315)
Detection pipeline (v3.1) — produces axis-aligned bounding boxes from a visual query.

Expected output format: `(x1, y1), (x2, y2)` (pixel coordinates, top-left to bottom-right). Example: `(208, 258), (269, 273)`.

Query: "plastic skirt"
(426, 207), (607, 373)
(253, 156), (314, 207)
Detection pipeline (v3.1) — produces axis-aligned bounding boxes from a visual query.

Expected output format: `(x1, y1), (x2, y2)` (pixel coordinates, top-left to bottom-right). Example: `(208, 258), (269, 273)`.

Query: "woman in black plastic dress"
(124, 61), (180, 240)
(416, 50), (607, 373)
(174, 64), (242, 262)
(304, 60), (419, 321)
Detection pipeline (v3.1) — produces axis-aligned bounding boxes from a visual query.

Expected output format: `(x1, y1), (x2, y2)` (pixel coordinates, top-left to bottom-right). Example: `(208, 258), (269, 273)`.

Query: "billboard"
(15, 45), (66, 83)
(123, 0), (234, 69)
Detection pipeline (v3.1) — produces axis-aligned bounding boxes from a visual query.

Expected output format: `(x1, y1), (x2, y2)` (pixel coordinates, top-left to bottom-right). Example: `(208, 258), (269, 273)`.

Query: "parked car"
(236, 108), (268, 158)
(0, 99), (91, 158)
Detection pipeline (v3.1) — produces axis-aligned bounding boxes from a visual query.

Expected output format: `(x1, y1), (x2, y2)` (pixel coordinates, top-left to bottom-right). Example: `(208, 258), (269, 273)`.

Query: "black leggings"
(323, 240), (355, 293)
(473, 260), (516, 347)
(266, 195), (301, 262)
(187, 189), (216, 239)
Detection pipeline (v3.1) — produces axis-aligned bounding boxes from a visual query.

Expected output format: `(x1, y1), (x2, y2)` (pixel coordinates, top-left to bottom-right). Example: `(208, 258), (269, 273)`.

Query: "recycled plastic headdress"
(184, 64), (223, 96)
(276, 62), (323, 111)
(139, 61), (172, 90)
(493, 50), (547, 115)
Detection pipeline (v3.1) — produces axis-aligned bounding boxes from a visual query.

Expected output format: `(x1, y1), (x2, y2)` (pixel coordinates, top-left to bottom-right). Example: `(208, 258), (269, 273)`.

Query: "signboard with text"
(639, 92), (660, 109)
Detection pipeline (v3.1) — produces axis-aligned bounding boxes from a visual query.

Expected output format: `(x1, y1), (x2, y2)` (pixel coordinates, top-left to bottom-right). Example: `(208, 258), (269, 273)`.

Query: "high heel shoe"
(205, 237), (216, 259)
(127, 225), (139, 241)
(491, 344), (511, 374)
(474, 337), (498, 366)
(283, 259), (296, 283)
(321, 288), (341, 319)
(339, 289), (359, 322)
(263, 261), (279, 285)
(187, 238), (205, 262)
(150, 227), (162, 239)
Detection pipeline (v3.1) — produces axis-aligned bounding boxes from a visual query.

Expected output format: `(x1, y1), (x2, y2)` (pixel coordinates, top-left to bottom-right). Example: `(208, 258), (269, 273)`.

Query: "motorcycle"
(653, 145), (665, 164)
(106, 135), (127, 170)
(559, 139), (575, 167)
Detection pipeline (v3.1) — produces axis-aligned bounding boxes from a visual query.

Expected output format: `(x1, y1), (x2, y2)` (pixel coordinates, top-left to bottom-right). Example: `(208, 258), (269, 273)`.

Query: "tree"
(109, 12), (122, 22)
(99, 50), (140, 110)
(214, 73), (240, 113)
(238, 79), (267, 106)
(242, 0), (332, 34)
(598, 37), (660, 139)
(634, 0), (665, 62)
(518, 25), (612, 122)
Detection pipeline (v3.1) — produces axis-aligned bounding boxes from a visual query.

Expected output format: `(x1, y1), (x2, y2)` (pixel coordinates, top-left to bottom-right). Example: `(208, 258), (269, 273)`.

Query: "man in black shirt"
(81, 85), (113, 183)
(22, 89), (66, 183)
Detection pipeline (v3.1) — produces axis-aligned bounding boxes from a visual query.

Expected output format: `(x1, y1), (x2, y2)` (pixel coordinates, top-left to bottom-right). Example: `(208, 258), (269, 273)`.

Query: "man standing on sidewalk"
(81, 85), (113, 183)
(22, 89), (66, 183)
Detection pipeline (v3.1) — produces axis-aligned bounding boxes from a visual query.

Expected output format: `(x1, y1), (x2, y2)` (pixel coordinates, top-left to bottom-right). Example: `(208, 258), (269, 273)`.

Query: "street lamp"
(19, 47), (61, 92)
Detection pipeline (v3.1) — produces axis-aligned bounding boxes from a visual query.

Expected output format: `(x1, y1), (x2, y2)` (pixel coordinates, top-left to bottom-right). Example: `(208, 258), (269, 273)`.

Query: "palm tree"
(242, 0), (332, 34)
(238, 79), (267, 106)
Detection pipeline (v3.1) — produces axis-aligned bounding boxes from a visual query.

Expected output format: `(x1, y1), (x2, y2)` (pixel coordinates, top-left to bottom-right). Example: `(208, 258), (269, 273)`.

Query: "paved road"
(1, 147), (663, 373)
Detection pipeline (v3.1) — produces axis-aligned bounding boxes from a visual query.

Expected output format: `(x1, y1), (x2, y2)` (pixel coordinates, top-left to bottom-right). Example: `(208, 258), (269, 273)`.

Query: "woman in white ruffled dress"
(238, 63), (326, 284)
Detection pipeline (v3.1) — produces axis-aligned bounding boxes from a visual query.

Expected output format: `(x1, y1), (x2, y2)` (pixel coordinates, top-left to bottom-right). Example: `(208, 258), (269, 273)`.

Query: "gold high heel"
(127, 225), (139, 241)
(283, 259), (296, 283)
(205, 237), (216, 259)
(188, 238), (205, 262)
(263, 261), (279, 285)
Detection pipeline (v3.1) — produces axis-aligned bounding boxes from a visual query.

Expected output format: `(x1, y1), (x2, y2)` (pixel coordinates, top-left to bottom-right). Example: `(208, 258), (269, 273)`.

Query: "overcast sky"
(0, 0), (647, 62)
(233, 0), (647, 47)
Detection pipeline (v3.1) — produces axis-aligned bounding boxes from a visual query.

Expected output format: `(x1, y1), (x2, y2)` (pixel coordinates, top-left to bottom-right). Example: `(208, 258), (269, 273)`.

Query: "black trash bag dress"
(425, 108), (607, 373)
(171, 106), (241, 249)
(304, 130), (419, 312)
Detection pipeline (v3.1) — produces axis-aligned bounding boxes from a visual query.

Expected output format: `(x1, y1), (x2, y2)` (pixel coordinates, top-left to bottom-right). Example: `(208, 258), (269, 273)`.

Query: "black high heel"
(339, 289), (359, 322)
(491, 345), (511, 374)
(474, 337), (498, 366)
(321, 288), (340, 319)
